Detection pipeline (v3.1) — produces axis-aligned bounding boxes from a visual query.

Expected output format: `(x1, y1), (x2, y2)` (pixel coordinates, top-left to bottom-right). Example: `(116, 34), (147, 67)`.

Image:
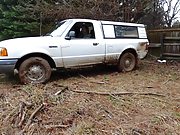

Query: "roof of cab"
(66, 18), (145, 27)
(100, 20), (144, 27)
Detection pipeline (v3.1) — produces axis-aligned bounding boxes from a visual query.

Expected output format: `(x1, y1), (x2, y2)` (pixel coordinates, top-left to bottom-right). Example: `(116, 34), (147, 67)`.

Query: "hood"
(0, 36), (61, 58)
(0, 36), (55, 48)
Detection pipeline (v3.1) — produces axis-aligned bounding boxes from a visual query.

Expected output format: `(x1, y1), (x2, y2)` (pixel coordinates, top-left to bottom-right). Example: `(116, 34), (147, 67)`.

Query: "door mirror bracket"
(65, 31), (75, 40)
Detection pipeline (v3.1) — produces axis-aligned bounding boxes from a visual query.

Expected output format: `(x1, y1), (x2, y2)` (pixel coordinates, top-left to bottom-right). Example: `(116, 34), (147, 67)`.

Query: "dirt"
(0, 59), (179, 135)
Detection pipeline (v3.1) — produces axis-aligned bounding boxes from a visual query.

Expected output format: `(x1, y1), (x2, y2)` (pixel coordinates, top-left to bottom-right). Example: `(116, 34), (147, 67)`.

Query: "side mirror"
(65, 31), (75, 40)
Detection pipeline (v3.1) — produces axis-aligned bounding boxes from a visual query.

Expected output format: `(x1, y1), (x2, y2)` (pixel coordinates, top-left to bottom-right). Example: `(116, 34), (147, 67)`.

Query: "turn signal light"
(0, 48), (8, 56)
(145, 42), (149, 50)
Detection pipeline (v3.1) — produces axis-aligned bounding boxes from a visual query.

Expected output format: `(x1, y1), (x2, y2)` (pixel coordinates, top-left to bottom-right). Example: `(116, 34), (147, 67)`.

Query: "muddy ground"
(0, 59), (179, 135)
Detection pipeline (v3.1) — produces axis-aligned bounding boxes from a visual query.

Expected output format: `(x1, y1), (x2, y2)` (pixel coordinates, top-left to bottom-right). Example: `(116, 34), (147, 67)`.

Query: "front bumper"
(0, 59), (18, 74)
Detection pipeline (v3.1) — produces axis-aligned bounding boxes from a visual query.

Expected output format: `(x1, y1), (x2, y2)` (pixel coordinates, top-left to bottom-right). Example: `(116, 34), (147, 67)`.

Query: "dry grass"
(0, 59), (179, 135)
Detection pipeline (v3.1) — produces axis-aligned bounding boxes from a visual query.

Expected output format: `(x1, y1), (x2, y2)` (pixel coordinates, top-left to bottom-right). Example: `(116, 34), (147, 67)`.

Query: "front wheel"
(18, 57), (52, 84)
(118, 52), (137, 72)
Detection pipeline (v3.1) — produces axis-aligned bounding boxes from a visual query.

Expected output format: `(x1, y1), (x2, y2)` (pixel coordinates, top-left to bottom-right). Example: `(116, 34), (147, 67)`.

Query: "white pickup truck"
(0, 19), (149, 84)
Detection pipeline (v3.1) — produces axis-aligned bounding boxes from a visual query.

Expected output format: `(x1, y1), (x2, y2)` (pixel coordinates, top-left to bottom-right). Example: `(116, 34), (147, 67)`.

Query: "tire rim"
(123, 55), (135, 70)
(124, 58), (132, 68)
(26, 64), (45, 81)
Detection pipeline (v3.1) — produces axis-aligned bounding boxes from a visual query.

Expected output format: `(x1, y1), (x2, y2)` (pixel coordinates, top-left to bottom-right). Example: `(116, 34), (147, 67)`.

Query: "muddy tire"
(18, 57), (51, 84)
(118, 52), (136, 72)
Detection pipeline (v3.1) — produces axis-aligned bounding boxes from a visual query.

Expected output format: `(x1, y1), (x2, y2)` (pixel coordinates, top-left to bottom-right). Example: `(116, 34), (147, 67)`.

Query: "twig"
(71, 90), (165, 97)
(101, 130), (111, 134)
(150, 97), (169, 104)
(4, 107), (18, 122)
(18, 102), (25, 117)
(45, 124), (69, 129)
(12, 85), (21, 88)
(163, 78), (172, 85)
(172, 98), (180, 101)
(18, 110), (26, 127)
(20, 99), (33, 107)
(27, 123), (38, 135)
(53, 84), (68, 88)
(16, 100), (33, 127)
(54, 86), (68, 96)
(20, 103), (44, 134)
(15, 102), (25, 127)
(79, 74), (106, 84)
(26, 104), (44, 127)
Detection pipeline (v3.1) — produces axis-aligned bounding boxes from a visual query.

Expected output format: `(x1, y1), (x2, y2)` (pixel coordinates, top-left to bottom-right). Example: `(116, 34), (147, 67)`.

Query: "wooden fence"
(160, 36), (180, 60)
(148, 28), (180, 59)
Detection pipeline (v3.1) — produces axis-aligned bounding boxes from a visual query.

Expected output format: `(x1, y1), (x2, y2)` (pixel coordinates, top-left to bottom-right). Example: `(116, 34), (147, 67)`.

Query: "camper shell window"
(114, 25), (139, 38)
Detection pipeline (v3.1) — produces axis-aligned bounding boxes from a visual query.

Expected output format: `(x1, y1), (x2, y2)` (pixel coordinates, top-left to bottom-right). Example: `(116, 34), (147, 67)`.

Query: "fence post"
(160, 34), (164, 60)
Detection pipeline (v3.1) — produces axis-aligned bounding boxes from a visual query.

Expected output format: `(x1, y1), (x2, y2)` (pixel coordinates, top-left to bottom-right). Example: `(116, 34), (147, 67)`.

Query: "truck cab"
(0, 19), (149, 84)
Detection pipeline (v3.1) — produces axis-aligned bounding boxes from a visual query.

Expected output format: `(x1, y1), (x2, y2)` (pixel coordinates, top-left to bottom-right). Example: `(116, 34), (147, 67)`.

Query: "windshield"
(50, 20), (72, 37)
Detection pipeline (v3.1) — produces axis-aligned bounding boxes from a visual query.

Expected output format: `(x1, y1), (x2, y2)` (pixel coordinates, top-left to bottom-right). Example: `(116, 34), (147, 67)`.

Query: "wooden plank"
(164, 37), (180, 40)
(162, 53), (180, 57)
(148, 28), (180, 33)
(163, 43), (180, 46)
(161, 56), (180, 60)
(149, 43), (161, 47)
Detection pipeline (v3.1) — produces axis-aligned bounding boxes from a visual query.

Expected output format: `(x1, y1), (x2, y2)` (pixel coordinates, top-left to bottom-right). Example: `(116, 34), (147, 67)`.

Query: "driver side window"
(67, 22), (95, 39)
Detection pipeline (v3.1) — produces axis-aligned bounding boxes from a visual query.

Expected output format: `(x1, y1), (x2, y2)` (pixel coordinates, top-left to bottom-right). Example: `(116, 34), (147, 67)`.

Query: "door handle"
(93, 43), (99, 46)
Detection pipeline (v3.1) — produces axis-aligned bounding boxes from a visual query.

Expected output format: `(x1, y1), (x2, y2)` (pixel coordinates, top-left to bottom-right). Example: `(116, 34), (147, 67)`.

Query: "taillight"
(145, 42), (149, 50)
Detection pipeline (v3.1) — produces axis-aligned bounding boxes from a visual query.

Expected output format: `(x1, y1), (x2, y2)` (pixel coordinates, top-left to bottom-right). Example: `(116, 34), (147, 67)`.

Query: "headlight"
(0, 48), (8, 56)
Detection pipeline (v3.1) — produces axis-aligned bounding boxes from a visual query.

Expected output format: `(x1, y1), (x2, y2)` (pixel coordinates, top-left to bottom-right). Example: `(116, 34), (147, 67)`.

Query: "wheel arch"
(15, 53), (56, 70)
(118, 48), (138, 72)
(119, 48), (138, 67)
(120, 48), (138, 61)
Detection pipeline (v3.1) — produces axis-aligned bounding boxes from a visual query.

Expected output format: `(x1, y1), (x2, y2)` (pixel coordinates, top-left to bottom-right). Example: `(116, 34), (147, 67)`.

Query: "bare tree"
(162, 0), (180, 27)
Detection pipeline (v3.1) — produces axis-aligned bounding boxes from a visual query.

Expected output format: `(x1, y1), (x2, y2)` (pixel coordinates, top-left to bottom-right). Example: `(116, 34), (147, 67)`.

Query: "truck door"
(61, 22), (105, 67)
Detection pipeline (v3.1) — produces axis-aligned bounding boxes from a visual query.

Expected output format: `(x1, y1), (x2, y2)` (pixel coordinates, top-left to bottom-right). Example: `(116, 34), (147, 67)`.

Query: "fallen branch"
(18, 109), (26, 127)
(20, 103), (44, 134)
(16, 102), (26, 127)
(45, 124), (69, 129)
(26, 104), (44, 127)
(71, 90), (165, 97)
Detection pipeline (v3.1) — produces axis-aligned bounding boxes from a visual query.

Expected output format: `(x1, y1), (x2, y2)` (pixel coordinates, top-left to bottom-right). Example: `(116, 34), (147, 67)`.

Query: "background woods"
(0, 0), (180, 41)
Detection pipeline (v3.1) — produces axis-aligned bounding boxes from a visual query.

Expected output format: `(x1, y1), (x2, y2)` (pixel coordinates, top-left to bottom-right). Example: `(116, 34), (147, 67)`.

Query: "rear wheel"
(18, 57), (51, 84)
(118, 52), (136, 72)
